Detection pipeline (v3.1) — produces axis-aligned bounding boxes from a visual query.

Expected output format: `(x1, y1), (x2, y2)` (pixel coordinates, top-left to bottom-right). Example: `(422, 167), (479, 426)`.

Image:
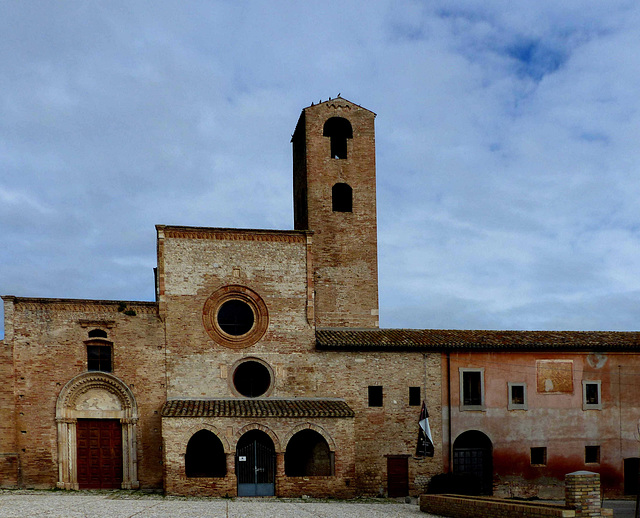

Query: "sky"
(2, 1), (640, 338)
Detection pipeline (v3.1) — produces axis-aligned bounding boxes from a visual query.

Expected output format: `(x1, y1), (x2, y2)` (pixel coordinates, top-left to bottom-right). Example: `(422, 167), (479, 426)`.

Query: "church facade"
(1, 97), (639, 498)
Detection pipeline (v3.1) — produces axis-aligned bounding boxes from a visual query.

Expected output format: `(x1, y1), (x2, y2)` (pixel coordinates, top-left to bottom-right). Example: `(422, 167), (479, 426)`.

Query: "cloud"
(2, 1), (640, 336)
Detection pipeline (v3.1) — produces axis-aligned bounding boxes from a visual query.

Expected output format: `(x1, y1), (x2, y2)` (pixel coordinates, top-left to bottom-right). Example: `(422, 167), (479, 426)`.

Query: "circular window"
(217, 300), (255, 336)
(203, 285), (268, 349)
(233, 360), (272, 397)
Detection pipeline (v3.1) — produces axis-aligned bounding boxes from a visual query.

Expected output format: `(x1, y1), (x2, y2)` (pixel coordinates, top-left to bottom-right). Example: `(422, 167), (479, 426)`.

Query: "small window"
(368, 386), (383, 407)
(409, 387), (421, 406)
(583, 381), (602, 410)
(323, 117), (353, 159)
(88, 329), (108, 338)
(332, 183), (353, 212)
(460, 368), (484, 410)
(585, 446), (600, 464)
(233, 360), (272, 397)
(531, 447), (547, 466)
(508, 382), (527, 410)
(87, 344), (112, 372)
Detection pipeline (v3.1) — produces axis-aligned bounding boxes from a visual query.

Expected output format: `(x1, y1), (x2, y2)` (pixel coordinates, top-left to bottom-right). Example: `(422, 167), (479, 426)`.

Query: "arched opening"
(453, 430), (493, 495)
(323, 117), (353, 159)
(56, 372), (139, 490)
(332, 183), (353, 212)
(236, 429), (276, 496)
(232, 359), (272, 397)
(185, 429), (226, 478)
(88, 329), (108, 338)
(285, 429), (333, 476)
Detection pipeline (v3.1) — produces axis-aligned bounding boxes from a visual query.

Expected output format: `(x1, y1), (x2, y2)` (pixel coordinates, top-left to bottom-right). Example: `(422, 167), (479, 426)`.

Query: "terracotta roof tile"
(316, 328), (640, 351)
(162, 398), (354, 418)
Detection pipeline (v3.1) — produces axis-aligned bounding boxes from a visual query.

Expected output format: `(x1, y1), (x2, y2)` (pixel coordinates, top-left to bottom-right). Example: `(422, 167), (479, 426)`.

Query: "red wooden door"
(77, 419), (123, 489)
(387, 456), (409, 497)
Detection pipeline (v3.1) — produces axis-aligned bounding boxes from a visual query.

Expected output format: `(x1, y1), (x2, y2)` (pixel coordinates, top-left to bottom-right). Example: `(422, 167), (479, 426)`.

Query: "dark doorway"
(76, 419), (123, 489)
(285, 429), (333, 476)
(236, 430), (276, 496)
(453, 430), (493, 495)
(185, 429), (226, 477)
(387, 456), (409, 497)
(624, 457), (639, 495)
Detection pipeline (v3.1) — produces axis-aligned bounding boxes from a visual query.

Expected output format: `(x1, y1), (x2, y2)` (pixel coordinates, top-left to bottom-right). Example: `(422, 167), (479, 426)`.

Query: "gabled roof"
(162, 398), (355, 418)
(302, 95), (376, 116)
(315, 328), (640, 352)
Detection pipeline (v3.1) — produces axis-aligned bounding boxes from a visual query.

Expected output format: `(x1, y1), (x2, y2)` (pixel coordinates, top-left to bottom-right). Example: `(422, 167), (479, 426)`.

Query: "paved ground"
(1, 490), (635, 517)
(0, 490), (433, 518)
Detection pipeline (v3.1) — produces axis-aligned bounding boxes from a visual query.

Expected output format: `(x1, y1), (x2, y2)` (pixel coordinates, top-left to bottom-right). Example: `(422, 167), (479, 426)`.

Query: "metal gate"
(453, 447), (493, 495)
(236, 440), (275, 496)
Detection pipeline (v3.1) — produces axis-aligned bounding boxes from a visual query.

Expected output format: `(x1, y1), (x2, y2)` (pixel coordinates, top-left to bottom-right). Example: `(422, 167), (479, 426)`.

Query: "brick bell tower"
(292, 96), (379, 328)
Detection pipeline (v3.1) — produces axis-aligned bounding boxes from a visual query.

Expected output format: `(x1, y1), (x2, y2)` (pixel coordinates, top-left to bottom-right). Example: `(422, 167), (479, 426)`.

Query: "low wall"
(420, 471), (613, 518)
(420, 494), (576, 518)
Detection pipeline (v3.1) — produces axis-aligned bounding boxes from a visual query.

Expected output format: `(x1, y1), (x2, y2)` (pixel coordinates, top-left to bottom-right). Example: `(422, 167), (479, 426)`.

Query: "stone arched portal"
(55, 372), (139, 489)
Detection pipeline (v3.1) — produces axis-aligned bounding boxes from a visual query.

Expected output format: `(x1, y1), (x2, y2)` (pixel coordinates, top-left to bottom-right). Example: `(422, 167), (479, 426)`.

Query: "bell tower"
(292, 97), (379, 328)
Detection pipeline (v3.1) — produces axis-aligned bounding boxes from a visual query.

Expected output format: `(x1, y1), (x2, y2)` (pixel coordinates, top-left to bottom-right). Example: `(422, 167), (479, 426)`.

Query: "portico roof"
(162, 398), (355, 418)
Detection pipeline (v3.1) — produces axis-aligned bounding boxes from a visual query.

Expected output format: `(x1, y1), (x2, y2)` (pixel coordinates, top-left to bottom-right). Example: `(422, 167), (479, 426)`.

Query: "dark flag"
(416, 401), (434, 457)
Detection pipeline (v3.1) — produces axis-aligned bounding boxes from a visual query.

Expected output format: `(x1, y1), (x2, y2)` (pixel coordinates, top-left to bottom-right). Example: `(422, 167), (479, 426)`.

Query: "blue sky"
(2, 1), (640, 337)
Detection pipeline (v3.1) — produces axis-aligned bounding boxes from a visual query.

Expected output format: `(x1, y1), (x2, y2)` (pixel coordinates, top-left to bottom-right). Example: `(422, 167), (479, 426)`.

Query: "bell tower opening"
(323, 117), (353, 159)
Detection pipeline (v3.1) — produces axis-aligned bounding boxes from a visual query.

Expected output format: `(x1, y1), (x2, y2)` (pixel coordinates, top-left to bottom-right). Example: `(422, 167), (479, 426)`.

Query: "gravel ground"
(0, 490), (442, 518)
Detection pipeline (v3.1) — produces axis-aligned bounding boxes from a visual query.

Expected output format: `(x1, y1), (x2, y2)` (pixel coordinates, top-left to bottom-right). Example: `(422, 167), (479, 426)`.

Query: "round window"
(233, 360), (272, 397)
(217, 299), (255, 336)
(202, 285), (269, 349)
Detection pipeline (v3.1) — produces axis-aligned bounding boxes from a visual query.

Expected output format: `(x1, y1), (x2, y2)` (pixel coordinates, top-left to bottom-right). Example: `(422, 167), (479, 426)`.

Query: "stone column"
(56, 418), (78, 490)
(565, 471), (602, 517)
(121, 417), (139, 489)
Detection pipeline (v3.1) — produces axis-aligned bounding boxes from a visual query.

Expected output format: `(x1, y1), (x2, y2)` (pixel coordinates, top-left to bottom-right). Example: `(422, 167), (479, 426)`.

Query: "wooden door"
(387, 456), (409, 497)
(77, 419), (123, 489)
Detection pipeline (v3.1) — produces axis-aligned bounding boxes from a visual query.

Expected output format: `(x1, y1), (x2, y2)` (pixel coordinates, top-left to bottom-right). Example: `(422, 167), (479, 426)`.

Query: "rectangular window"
(531, 447), (547, 466)
(585, 446), (600, 464)
(582, 381), (602, 410)
(87, 345), (112, 372)
(409, 387), (421, 406)
(368, 386), (383, 407)
(508, 382), (528, 410)
(460, 368), (484, 410)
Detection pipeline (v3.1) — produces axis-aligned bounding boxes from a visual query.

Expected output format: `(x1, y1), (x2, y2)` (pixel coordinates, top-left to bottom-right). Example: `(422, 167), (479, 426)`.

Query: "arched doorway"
(56, 372), (139, 490)
(185, 429), (227, 478)
(236, 429), (276, 496)
(285, 429), (333, 476)
(453, 430), (493, 495)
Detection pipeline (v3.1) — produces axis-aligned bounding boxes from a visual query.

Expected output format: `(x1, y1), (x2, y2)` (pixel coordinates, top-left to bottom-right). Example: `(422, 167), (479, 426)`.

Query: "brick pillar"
(565, 471), (602, 517)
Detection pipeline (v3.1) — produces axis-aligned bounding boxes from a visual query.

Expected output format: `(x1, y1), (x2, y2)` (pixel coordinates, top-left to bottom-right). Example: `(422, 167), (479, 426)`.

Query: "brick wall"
(162, 416), (355, 498)
(419, 494), (577, 518)
(0, 305), (18, 487)
(293, 99), (379, 328)
(2, 297), (165, 489)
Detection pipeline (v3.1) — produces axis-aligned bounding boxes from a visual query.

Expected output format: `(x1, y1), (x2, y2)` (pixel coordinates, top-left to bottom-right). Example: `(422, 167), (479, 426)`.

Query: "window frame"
(86, 340), (113, 373)
(409, 386), (421, 406)
(582, 380), (602, 410)
(368, 385), (383, 407)
(585, 445), (600, 464)
(508, 382), (528, 410)
(530, 447), (547, 466)
(459, 368), (485, 411)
